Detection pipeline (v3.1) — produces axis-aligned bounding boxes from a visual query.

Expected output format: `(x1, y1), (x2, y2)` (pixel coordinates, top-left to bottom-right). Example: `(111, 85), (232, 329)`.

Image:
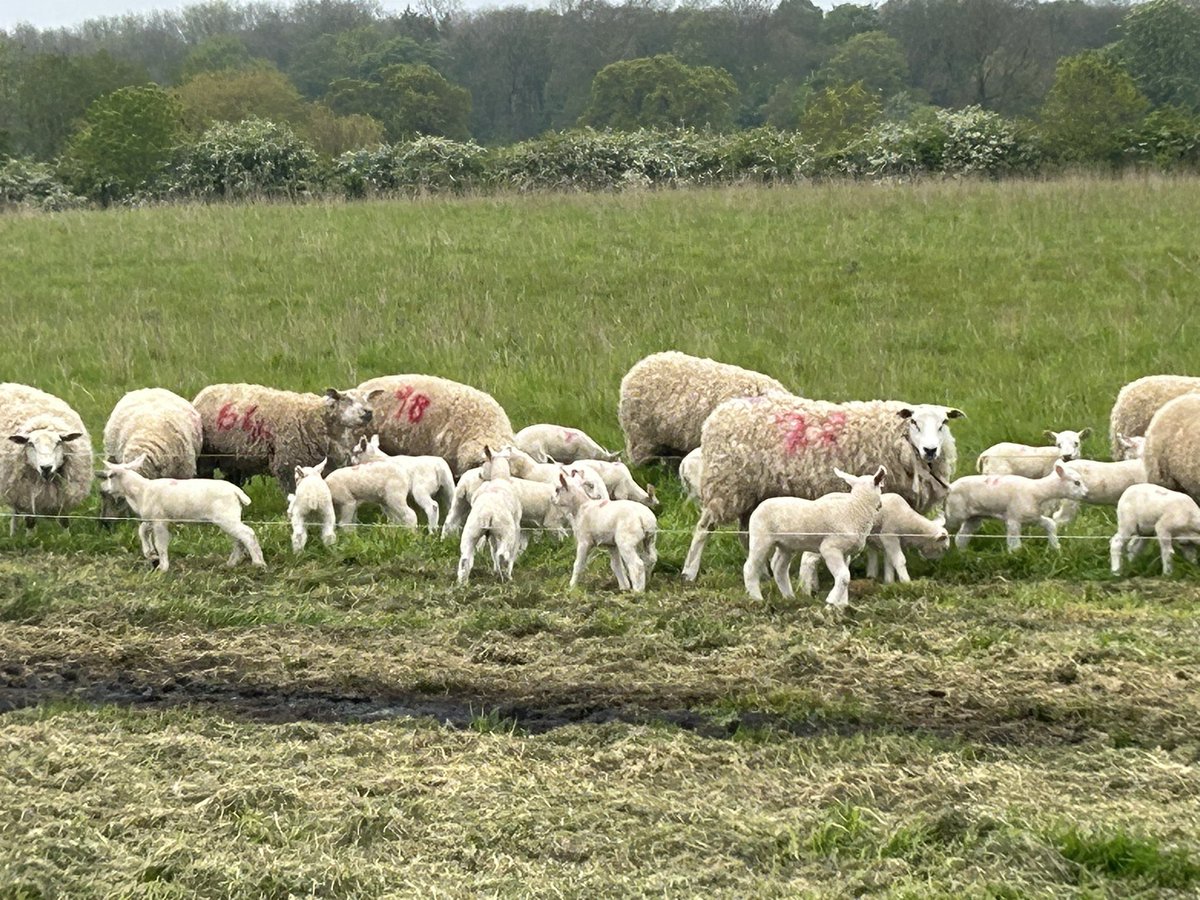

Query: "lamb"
(1109, 483), (1200, 575)
(356, 374), (514, 477)
(569, 459), (657, 507)
(457, 448), (523, 584)
(324, 460), (417, 529)
(441, 467), (568, 542)
(1, 383), (93, 534)
(679, 447), (703, 504)
(618, 351), (787, 465)
(193, 384), (384, 492)
(349, 434), (455, 533)
(1142, 393), (1200, 504)
(501, 448), (611, 502)
(682, 395), (964, 581)
(1109, 375), (1200, 458)
(287, 460), (336, 552)
(862, 493), (949, 583)
(944, 461), (1088, 551)
(97, 455), (264, 572)
(975, 428), (1090, 477)
(743, 467), (885, 607)
(552, 471), (658, 593)
(1051, 437), (1147, 525)
(514, 424), (620, 463)
(101, 388), (203, 523)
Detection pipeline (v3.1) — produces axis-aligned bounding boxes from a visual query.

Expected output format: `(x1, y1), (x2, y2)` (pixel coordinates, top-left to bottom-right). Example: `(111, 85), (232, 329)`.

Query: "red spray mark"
(562, 430), (577, 444)
(776, 410), (846, 455)
(215, 402), (273, 443)
(392, 387), (432, 424)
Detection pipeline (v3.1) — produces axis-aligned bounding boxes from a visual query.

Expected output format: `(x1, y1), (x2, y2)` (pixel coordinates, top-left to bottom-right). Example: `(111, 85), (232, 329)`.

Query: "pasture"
(2, 176), (1200, 896)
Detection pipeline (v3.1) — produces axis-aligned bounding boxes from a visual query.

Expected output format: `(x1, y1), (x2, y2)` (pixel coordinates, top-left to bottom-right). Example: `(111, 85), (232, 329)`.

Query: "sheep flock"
(5, 354), (1200, 607)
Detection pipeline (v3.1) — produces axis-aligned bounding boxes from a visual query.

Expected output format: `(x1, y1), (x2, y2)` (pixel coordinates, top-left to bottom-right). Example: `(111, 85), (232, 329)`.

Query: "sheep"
(287, 460), (336, 552)
(975, 428), (1090, 477)
(441, 467), (568, 542)
(356, 374), (514, 478)
(1051, 440), (1147, 525)
(349, 434), (455, 533)
(457, 448), (523, 584)
(193, 384), (384, 493)
(552, 471), (658, 593)
(1109, 375), (1200, 459)
(514, 424), (620, 463)
(1, 383), (93, 534)
(501, 448), (611, 502)
(679, 447), (703, 504)
(101, 388), (203, 523)
(863, 493), (949, 584)
(682, 394), (964, 581)
(743, 467), (885, 608)
(618, 351), (787, 465)
(1143, 393), (1200, 505)
(1109, 483), (1200, 575)
(569, 459), (657, 507)
(944, 461), (1088, 551)
(324, 460), (417, 529)
(97, 455), (264, 572)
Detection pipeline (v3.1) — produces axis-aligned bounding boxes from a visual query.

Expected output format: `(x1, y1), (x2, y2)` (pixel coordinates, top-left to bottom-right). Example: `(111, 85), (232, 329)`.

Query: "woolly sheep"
(102, 388), (203, 523)
(975, 428), (1090, 478)
(682, 395), (963, 581)
(945, 461), (1088, 552)
(1142, 393), (1200, 504)
(193, 384), (383, 492)
(1109, 375), (1200, 459)
(324, 460), (417, 529)
(1051, 439), (1147, 525)
(552, 471), (658, 593)
(97, 455), (264, 572)
(349, 434), (455, 533)
(743, 467), (886, 608)
(458, 448), (523, 584)
(441, 467), (568, 542)
(618, 351), (787, 465)
(287, 460), (336, 552)
(1109, 483), (1200, 575)
(569, 459), (657, 507)
(679, 447), (703, 504)
(356, 374), (514, 477)
(514, 424), (620, 463)
(1, 383), (92, 534)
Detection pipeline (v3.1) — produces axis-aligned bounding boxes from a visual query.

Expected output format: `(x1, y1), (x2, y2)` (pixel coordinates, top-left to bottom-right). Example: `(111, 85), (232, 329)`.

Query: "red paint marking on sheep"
(392, 387), (432, 424)
(214, 402), (273, 443)
(563, 430), (577, 443)
(775, 410), (846, 455)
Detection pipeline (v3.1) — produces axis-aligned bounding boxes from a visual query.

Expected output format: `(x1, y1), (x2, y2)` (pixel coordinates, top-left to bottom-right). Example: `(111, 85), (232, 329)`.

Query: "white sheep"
(679, 447), (703, 504)
(864, 493), (949, 583)
(97, 455), (264, 572)
(514, 424), (620, 463)
(552, 471), (658, 593)
(683, 395), (963, 581)
(457, 448), (523, 584)
(1110, 483), (1200, 575)
(441, 466), (567, 542)
(618, 351), (787, 465)
(1, 383), (93, 534)
(324, 461), (417, 529)
(287, 460), (336, 552)
(501, 448), (610, 501)
(1109, 375), (1200, 458)
(1143, 393), (1200, 504)
(349, 434), (455, 533)
(743, 467), (886, 608)
(944, 461), (1088, 551)
(568, 459), (657, 507)
(975, 428), (1090, 477)
(1051, 437), (1147, 526)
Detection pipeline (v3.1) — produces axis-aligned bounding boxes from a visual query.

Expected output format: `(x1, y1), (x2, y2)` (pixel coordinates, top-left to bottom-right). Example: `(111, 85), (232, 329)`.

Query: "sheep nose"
(39, 465), (54, 479)
(361, 410), (373, 423)
(922, 447), (938, 461)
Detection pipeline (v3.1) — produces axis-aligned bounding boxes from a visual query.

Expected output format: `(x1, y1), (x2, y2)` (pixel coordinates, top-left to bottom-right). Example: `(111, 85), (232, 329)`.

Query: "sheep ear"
(558, 472), (568, 488)
(315, 458), (327, 475)
(1054, 461), (1067, 478)
(1044, 430), (1056, 441)
(1079, 427), (1092, 440)
(370, 434), (380, 448)
(945, 408), (965, 419)
(60, 432), (84, 442)
(873, 465), (887, 487)
(127, 453), (148, 471)
(367, 389), (385, 402)
(8, 434), (28, 445)
(834, 467), (855, 486)
(897, 408), (914, 420)
(324, 388), (342, 404)
(484, 445), (493, 461)
(294, 465), (304, 482)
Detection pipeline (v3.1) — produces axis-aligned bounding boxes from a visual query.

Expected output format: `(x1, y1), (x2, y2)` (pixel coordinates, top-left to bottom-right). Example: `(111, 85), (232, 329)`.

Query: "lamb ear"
(834, 467), (855, 486)
(1044, 430), (1057, 441)
(127, 453), (148, 471)
(60, 432), (84, 442)
(369, 434), (380, 448)
(1079, 427), (1092, 440)
(294, 465), (305, 482)
(558, 472), (568, 488)
(1054, 461), (1067, 478)
(946, 408), (965, 419)
(484, 445), (493, 461)
(8, 434), (28, 445)
(873, 465), (887, 487)
(315, 458), (327, 475)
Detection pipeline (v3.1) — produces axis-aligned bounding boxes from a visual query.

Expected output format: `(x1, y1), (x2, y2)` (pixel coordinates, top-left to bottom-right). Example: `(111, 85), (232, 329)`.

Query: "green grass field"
(2, 176), (1200, 896)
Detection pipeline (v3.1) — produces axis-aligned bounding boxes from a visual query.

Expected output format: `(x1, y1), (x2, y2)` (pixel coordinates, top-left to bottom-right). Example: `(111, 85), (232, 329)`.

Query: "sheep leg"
(570, 539), (593, 588)
(457, 528), (479, 585)
(232, 523), (265, 567)
(955, 518), (981, 550)
(1179, 539), (1198, 564)
(737, 512), (751, 552)
(772, 548), (796, 600)
(617, 536), (645, 592)
(151, 522), (171, 572)
(384, 488), (419, 529)
(820, 546), (851, 609)
(320, 508), (336, 546)
(882, 536), (909, 583)
(1053, 499), (1080, 527)
(1156, 524), (1175, 575)
(865, 544), (880, 580)
(336, 500), (358, 529)
(682, 509), (718, 582)
(441, 492), (469, 538)
(1038, 516), (1060, 551)
(1126, 535), (1147, 559)
(137, 521), (155, 559)
(1004, 518), (1023, 552)
(797, 552), (820, 596)
(292, 519), (308, 553)
(608, 548), (631, 590)
(742, 537), (774, 601)
(1109, 530), (1127, 575)
(411, 485), (440, 534)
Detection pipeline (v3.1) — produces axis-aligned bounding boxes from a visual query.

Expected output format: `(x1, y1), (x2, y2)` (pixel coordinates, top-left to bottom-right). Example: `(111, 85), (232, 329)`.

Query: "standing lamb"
(1109, 483), (1200, 575)
(1142, 393), (1200, 503)
(287, 460), (336, 552)
(569, 459), (657, 506)
(975, 428), (1090, 477)
(441, 466), (568, 542)
(863, 493), (949, 583)
(552, 471), (658, 593)
(102, 388), (203, 523)
(193, 384), (383, 492)
(1, 383), (93, 534)
(457, 448), (523, 584)
(682, 395), (964, 580)
(324, 461), (417, 529)
(944, 462), (1088, 551)
(349, 435), (455, 533)
(514, 424), (620, 463)
(356, 374), (514, 478)
(618, 351), (787, 465)
(1051, 437), (1147, 525)
(1109, 375), (1200, 458)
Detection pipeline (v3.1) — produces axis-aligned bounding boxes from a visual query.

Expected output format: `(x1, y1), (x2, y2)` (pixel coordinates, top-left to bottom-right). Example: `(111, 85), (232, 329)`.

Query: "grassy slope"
(2, 177), (1200, 896)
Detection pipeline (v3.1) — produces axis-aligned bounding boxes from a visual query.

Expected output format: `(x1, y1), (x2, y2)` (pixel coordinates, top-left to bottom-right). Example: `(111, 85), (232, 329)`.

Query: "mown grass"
(3, 176), (1200, 895)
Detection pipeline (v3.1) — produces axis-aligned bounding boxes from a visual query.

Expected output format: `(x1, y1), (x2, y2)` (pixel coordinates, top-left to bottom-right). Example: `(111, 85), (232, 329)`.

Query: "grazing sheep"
(514, 424), (620, 463)
(97, 455), (264, 572)
(975, 428), (1090, 477)
(679, 447), (703, 504)
(682, 395), (964, 580)
(1110, 375), (1200, 458)
(193, 384), (383, 492)
(864, 493), (949, 583)
(356, 374), (514, 477)
(743, 467), (885, 607)
(1, 383), (93, 534)
(618, 351), (787, 465)
(1110, 483), (1200, 575)
(102, 388), (203, 523)
(552, 471), (658, 593)
(945, 462), (1088, 551)
(569, 459), (657, 506)
(325, 460), (417, 529)
(349, 434), (455, 533)
(502, 448), (611, 502)
(1143, 393), (1200, 504)
(457, 448), (523, 584)
(287, 460), (336, 552)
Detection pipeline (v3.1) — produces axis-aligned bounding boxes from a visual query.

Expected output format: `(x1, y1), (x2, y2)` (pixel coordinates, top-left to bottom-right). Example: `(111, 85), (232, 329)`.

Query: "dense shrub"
(717, 128), (816, 181)
(168, 118), (320, 199)
(0, 157), (86, 211)
(333, 136), (487, 196)
(1126, 106), (1200, 169)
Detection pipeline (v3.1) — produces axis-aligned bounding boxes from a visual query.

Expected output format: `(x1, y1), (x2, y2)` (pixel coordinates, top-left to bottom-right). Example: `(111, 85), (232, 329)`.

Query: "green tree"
(821, 3), (881, 45)
(819, 31), (909, 98)
(60, 85), (184, 202)
(583, 55), (739, 131)
(327, 64), (471, 140)
(180, 36), (256, 81)
(174, 66), (309, 132)
(1040, 51), (1150, 162)
(1117, 0), (1200, 113)
(303, 103), (385, 156)
(799, 81), (881, 149)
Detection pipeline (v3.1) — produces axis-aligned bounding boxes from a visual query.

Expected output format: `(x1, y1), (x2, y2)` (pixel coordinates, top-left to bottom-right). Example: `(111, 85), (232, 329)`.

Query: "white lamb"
(97, 455), (265, 572)
(457, 448), (523, 584)
(325, 460), (417, 529)
(499, 447), (611, 501)
(568, 459), (657, 506)
(349, 434), (455, 533)
(743, 467), (885, 608)
(975, 429), (1090, 477)
(1110, 484), (1200, 576)
(945, 461), (1088, 551)
(513, 424), (620, 463)
(441, 467), (568, 542)
(1051, 435), (1147, 525)
(552, 471), (658, 593)
(287, 460), (336, 552)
